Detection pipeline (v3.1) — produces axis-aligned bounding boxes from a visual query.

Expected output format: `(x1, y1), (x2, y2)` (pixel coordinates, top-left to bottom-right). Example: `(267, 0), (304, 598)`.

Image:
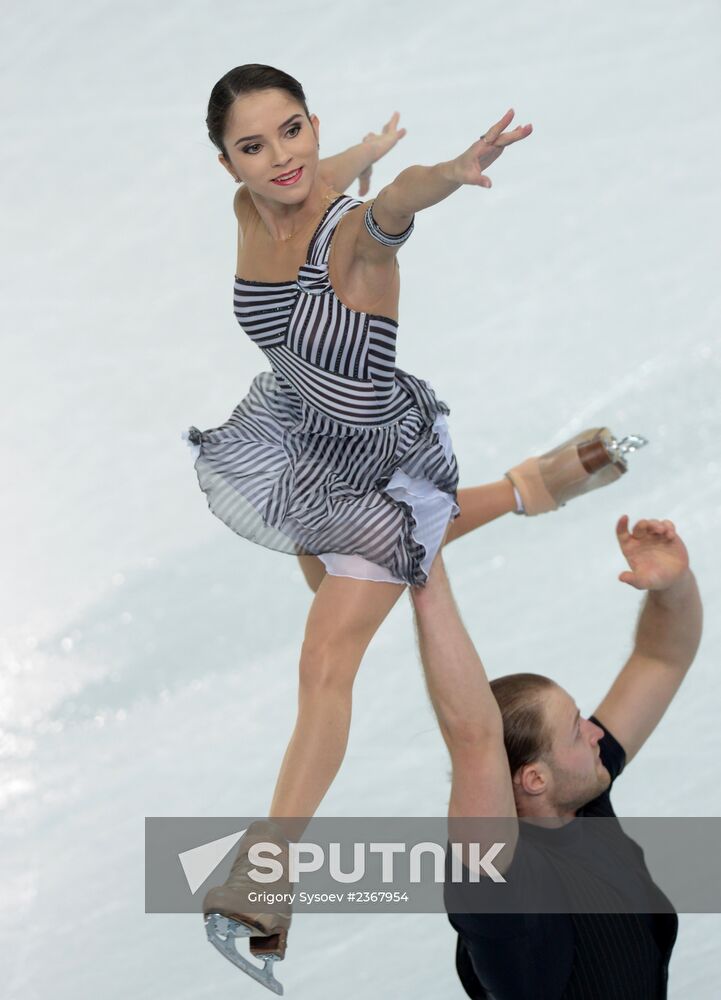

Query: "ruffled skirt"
(182, 368), (460, 587)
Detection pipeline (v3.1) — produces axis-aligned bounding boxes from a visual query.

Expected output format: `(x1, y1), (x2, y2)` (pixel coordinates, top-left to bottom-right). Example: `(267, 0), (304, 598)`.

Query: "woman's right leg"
(268, 571), (406, 839)
(202, 571), (406, 975)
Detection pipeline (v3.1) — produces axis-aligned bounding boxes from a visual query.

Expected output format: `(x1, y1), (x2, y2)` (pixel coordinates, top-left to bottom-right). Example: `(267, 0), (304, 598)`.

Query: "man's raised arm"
(410, 555), (517, 817)
(593, 516), (703, 765)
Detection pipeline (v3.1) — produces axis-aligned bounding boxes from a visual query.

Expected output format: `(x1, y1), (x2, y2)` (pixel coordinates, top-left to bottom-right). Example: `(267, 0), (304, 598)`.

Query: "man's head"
(490, 673), (610, 817)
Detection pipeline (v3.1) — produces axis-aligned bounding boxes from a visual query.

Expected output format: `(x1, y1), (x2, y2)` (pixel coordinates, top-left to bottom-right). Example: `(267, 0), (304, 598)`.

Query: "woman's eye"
(242, 124), (302, 155)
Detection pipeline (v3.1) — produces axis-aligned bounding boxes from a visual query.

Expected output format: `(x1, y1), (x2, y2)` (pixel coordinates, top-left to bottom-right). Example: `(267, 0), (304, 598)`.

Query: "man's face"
(518, 684), (610, 814)
(218, 88), (320, 200)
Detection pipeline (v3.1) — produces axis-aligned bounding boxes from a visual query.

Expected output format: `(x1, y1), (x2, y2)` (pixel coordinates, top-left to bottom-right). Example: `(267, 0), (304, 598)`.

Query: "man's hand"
(616, 515), (690, 591)
(594, 516), (701, 765)
(357, 111), (407, 196)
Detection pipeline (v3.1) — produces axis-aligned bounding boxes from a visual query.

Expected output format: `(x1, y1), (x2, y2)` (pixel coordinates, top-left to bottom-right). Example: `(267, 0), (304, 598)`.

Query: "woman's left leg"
(442, 479), (516, 544)
(297, 420), (637, 594)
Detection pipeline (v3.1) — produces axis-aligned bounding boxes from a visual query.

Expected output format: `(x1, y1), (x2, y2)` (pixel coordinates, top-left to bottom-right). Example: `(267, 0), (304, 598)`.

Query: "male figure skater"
(410, 515), (702, 999)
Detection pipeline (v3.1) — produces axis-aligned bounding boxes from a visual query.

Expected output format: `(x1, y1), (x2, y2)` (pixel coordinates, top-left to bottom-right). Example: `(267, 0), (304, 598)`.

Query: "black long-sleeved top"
(446, 717), (678, 1000)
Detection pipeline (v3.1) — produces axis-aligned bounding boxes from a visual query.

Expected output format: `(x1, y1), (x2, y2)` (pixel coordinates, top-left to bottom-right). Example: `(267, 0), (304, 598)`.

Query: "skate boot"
(505, 428), (648, 516)
(203, 819), (294, 996)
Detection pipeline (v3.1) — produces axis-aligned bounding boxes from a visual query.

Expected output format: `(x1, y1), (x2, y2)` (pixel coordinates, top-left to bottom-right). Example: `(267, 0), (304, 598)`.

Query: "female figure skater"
(183, 64), (643, 992)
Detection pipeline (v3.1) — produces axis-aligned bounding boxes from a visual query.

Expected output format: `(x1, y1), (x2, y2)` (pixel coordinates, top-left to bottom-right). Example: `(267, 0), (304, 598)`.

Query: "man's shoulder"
(589, 713), (627, 788)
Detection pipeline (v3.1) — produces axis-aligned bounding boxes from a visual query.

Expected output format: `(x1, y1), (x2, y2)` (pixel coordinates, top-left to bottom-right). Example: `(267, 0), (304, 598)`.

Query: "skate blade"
(204, 913), (284, 996)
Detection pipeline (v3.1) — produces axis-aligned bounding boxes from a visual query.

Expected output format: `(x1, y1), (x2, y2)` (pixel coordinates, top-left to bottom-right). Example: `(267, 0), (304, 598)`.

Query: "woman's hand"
(357, 111), (407, 196)
(448, 108), (532, 189)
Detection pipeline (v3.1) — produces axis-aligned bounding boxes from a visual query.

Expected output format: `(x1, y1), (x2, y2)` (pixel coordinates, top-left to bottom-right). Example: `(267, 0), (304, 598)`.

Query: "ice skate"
(203, 819), (294, 995)
(505, 428), (648, 515)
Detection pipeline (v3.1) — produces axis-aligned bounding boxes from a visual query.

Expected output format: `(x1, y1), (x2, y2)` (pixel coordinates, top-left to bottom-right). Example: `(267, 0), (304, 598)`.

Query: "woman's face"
(219, 88), (320, 201)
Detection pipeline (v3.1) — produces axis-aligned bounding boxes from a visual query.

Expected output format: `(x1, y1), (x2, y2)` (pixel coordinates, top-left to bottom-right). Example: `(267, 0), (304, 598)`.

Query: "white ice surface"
(2, 1), (720, 997)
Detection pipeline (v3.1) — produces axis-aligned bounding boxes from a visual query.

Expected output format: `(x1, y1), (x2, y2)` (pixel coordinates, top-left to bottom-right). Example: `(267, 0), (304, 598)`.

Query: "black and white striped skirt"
(182, 368), (460, 588)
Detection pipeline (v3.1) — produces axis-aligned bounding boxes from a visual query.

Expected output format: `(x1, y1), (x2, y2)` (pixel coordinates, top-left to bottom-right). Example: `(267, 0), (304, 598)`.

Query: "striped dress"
(183, 193), (460, 587)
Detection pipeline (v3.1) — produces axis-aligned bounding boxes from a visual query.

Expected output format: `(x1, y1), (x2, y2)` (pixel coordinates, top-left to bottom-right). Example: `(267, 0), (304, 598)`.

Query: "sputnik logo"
(177, 831), (507, 890)
(178, 828), (247, 894)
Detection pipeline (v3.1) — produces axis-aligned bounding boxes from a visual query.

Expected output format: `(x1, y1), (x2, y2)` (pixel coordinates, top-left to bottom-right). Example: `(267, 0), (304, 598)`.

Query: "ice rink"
(2, 0), (720, 996)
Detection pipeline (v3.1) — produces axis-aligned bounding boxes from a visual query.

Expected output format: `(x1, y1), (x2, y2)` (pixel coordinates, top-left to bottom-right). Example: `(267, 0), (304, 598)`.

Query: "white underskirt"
(182, 411), (459, 587)
(318, 412), (459, 586)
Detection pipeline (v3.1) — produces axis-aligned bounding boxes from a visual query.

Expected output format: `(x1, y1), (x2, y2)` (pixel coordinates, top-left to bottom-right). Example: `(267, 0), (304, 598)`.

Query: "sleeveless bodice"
(232, 194), (416, 426)
(184, 192), (460, 588)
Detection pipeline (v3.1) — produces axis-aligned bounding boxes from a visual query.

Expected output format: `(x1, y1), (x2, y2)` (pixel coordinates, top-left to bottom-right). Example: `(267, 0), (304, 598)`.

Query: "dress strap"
(308, 195), (363, 266)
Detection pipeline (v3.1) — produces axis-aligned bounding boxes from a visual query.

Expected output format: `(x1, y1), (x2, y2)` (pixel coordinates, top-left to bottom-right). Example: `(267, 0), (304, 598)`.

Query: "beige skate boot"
(505, 428), (648, 516)
(203, 819), (294, 995)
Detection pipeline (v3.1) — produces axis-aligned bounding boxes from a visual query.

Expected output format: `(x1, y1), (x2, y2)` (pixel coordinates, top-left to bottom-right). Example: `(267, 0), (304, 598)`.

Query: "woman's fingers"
(497, 123), (533, 145)
(455, 109), (531, 187)
(383, 111), (401, 134)
(485, 124), (533, 148)
(480, 109), (532, 148)
(486, 108), (515, 141)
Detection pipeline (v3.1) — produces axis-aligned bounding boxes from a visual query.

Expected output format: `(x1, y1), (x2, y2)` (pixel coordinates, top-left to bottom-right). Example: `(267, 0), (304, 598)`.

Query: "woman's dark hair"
(489, 673), (556, 779)
(206, 64), (311, 159)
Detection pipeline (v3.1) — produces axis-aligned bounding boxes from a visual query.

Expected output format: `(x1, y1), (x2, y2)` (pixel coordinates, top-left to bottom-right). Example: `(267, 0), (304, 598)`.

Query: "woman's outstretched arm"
(318, 143), (375, 193)
(318, 112), (407, 195)
(373, 108), (533, 233)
